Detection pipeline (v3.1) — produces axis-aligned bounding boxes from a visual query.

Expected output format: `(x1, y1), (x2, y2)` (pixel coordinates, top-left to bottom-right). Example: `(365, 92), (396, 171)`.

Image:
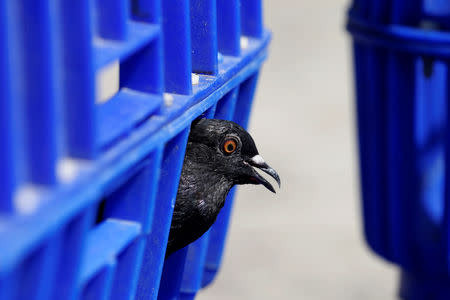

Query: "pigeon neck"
(201, 176), (233, 208)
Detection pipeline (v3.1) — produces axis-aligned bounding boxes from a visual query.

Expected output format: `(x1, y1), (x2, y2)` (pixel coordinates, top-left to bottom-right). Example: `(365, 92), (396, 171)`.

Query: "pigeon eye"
(223, 139), (237, 154)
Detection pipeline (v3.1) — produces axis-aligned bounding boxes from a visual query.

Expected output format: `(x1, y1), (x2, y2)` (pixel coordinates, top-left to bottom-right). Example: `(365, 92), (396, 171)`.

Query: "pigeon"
(166, 119), (280, 257)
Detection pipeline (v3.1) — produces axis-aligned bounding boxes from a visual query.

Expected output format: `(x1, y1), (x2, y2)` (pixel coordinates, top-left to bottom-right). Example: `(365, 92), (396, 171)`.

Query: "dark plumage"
(166, 119), (280, 257)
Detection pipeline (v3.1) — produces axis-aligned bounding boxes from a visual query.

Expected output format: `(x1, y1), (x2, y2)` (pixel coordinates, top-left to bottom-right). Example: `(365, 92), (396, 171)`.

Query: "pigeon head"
(187, 119), (281, 193)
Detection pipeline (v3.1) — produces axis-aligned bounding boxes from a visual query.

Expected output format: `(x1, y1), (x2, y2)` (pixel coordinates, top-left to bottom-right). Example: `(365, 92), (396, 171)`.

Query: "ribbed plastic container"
(347, 1), (450, 299)
(0, 1), (270, 299)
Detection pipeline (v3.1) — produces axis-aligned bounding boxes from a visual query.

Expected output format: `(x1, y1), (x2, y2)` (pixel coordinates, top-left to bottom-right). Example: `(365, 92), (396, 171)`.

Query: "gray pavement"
(198, 1), (399, 299)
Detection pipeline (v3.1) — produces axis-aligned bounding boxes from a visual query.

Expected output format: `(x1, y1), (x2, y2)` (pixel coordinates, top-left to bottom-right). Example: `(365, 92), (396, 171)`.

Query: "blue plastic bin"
(0, 1), (270, 299)
(347, 1), (450, 299)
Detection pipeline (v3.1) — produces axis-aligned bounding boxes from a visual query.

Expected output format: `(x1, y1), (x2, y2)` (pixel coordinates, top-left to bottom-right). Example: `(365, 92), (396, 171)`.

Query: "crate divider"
(190, 0), (218, 75)
(217, 0), (241, 56)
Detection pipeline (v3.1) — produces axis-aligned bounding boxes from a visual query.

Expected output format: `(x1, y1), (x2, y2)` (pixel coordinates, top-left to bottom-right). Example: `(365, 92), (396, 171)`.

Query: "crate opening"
(422, 56), (435, 78)
(93, 161), (154, 229)
(95, 40), (164, 150)
(120, 40), (162, 95)
(96, 60), (120, 104)
(95, 197), (107, 225)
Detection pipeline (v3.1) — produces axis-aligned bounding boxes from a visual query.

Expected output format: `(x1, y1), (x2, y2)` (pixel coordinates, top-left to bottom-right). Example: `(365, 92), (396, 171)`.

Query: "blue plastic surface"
(0, 1), (270, 299)
(347, 1), (450, 299)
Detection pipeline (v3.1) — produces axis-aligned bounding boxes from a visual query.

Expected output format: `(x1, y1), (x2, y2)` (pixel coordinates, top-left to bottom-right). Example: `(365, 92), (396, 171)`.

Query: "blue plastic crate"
(0, 1), (270, 299)
(347, 1), (450, 299)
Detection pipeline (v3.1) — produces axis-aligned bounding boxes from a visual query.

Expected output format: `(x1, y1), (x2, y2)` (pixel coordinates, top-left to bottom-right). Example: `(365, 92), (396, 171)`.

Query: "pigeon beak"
(248, 155), (281, 193)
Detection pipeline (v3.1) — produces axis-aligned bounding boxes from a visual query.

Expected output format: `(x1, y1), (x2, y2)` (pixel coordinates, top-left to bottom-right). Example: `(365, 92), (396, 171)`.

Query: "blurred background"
(199, 0), (399, 299)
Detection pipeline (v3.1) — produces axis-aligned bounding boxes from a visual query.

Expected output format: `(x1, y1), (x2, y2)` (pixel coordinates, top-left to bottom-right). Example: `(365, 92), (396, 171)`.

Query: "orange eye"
(223, 139), (237, 154)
